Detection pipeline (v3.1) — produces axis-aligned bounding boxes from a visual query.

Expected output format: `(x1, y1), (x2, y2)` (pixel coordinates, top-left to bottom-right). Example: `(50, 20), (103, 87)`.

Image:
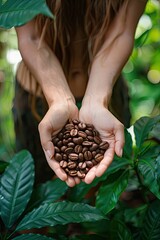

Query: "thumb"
(114, 124), (125, 157)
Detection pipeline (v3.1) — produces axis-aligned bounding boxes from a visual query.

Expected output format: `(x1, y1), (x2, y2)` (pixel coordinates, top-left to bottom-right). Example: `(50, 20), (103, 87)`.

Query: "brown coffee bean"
(82, 147), (88, 153)
(82, 141), (93, 147)
(86, 161), (93, 168)
(92, 159), (98, 165)
(84, 151), (92, 160)
(54, 146), (60, 153)
(63, 154), (68, 160)
(60, 160), (68, 168)
(78, 162), (86, 169)
(77, 171), (86, 179)
(95, 153), (103, 162)
(93, 129), (99, 136)
(69, 170), (77, 177)
(68, 161), (77, 169)
(63, 139), (68, 145)
(85, 129), (93, 136)
(92, 151), (97, 157)
(52, 137), (59, 145)
(90, 143), (98, 151)
(72, 119), (79, 124)
(64, 133), (70, 139)
(78, 122), (86, 130)
(65, 147), (74, 154)
(67, 138), (72, 142)
(78, 131), (87, 138)
(86, 123), (94, 129)
(83, 168), (89, 174)
(79, 153), (84, 161)
(61, 146), (67, 152)
(70, 128), (78, 137)
(69, 153), (79, 161)
(74, 145), (82, 154)
(73, 137), (83, 145)
(65, 168), (69, 173)
(57, 132), (63, 140)
(68, 142), (75, 148)
(94, 136), (102, 144)
(87, 136), (94, 141)
(57, 140), (63, 148)
(99, 141), (109, 150)
(65, 123), (74, 130)
(55, 153), (62, 162)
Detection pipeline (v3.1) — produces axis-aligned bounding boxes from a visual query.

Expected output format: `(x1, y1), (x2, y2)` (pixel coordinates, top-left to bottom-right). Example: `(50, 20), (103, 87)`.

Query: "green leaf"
(0, 150), (34, 228)
(134, 116), (160, 149)
(96, 170), (129, 214)
(68, 157), (131, 202)
(138, 158), (160, 199)
(70, 235), (107, 240)
(12, 234), (54, 240)
(0, 160), (8, 173)
(123, 128), (133, 159)
(27, 178), (68, 212)
(109, 220), (133, 240)
(140, 200), (160, 240)
(16, 201), (105, 231)
(0, 0), (54, 29)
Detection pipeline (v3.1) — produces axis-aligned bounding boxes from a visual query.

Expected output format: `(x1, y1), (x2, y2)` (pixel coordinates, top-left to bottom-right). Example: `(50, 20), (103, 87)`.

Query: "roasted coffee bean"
(63, 139), (68, 145)
(78, 122), (86, 130)
(74, 145), (82, 154)
(82, 147), (88, 153)
(65, 123), (74, 130)
(60, 160), (68, 168)
(54, 146), (60, 153)
(79, 153), (84, 161)
(57, 132), (63, 140)
(69, 153), (79, 161)
(73, 137), (83, 145)
(61, 146), (67, 152)
(94, 136), (102, 144)
(87, 136), (94, 141)
(55, 153), (62, 162)
(68, 142), (75, 148)
(52, 137), (59, 145)
(92, 151), (97, 158)
(65, 147), (74, 154)
(57, 141), (63, 148)
(90, 143), (98, 151)
(95, 153), (103, 162)
(63, 154), (68, 160)
(83, 168), (89, 174)
(82, 141), (93, 147)
(85, 129), (93, 136)
(72, 119), (79, 124)
(69, 170), (77, 177)
(99, 141), (109, 150)
(68, 161), (77, 169)
(86, 161), (94, 168)
(92, 159), (98, 165)
(84, 151), (92, 160)
(77, 171), (85, 179)
(70, 128), (78, 137)
(64, 133), (70, 139)
(78, 131), (87, 138)
(78, 162), (86, 169)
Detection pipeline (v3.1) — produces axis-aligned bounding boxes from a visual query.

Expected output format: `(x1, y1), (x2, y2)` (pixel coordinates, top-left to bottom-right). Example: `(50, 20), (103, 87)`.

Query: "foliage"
(0, 115), (160, 239)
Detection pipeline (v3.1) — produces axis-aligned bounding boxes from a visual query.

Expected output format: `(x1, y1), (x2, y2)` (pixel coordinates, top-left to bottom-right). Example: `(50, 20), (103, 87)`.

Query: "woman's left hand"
(79, 102), (124, 184)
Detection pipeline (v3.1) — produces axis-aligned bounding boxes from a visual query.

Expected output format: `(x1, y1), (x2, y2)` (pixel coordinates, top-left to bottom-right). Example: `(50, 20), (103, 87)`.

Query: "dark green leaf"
(123, 128), (133, 159)
(70, 235), (107, 240)
(0, 0), (54, 29)
(12, 234), (54, 240)
(0, 160), (8, 173)
(134, 116), (160, 149)
(96, 170), (129, 214)
(27, 178), (68, 212)
(140, 200), (160, 240)
(138, 144), (160, 160)
(68, 157), (131, 202)
(109, 220), (133, 240)
(16, 201), (105, 231)
(1, 150), (34, 228)
(138, 158), (160, 199)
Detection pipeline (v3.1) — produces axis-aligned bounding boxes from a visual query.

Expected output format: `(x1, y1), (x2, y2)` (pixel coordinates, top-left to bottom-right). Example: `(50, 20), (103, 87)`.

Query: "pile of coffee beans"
(52, 120), (109, 179)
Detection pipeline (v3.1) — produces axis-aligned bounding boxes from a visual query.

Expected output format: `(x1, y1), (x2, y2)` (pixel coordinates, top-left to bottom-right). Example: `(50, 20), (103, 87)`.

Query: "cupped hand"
(38, 99), (80, 187)
(79, 103), (124, 184)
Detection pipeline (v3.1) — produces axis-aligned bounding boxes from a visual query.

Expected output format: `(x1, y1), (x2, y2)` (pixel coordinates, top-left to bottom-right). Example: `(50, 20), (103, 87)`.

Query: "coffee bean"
(54, 146), (60, 153)
(82, 141), (93, 147)
(99, 141), (109, 150)
(84, 151), (92, 160)
(72, 119), (79, 124)
(64, 133), (70, 139)
(79, 153), (84, 161)
(65, 147), (74, 154)
(69, 153), (79, 161)
(78, 131), (87, 138)
(70, 128), (78, 137)
(65, 123), (74, 130)
(60, 160), (68, 168)
(63, 139), (68, 145)
(78, 162), (86, 169)
(82, 147), (88, 153)
(92, 151), (97, 158)
(73, 137), (83, 145)
(85, 129), (93, 136)
(63, 154), (68, 160)
(78, 122), (86, 130)
(68, 142), (75, 148)
(57, 132), (63, 140)
(95, 153), (103, 162)
(92, 159), (98, 165)
(93, 129), (99, 136)
(90, 143), (98, 151)
(69, 170), (77, 177)
(86, 161), (93, 168)
(74, 145), (82, 154)
(87, 136), (94, 141)
(68, 161), (77, 169)
(94, 136), (102, 144)
(77, 171), (86, 179)
(61, 146), (67, 152)
(55, 153), (62, 162)
(57, 141), (63, 148)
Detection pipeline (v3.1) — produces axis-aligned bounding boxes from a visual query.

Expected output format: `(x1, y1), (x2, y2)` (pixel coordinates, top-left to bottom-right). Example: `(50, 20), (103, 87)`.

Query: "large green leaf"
(0, 150), (34, 228)
(109, 220), (133, 240)
(96, 170), (129, 214)
(140, 200), (160, 240)
(123, 128), (133, 159)
(0, 0), (54, 29)
(16, 201), (105, 231)
(134, 116), (160, 149)
(12, 234), (54, 240)
(27, 178), (68, 212)
(68, 157), (131, 202)
(138, 158), (160, 199)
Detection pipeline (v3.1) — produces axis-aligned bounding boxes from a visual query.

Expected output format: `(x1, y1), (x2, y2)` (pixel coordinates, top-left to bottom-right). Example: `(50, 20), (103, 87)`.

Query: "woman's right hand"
(38, 98), (80, 187)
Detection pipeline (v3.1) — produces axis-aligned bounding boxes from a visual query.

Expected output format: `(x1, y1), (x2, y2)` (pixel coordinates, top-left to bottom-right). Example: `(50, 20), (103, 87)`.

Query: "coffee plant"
(0, 115), (160, 239)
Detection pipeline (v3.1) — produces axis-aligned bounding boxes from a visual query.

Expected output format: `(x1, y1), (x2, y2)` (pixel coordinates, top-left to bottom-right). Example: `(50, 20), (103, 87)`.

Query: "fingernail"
(46, 150), (52, 159)
(120, 149), (123, 157)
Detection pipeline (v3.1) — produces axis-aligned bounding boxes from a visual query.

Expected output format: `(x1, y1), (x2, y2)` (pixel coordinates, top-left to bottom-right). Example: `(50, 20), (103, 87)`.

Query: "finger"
(84, 166), (97, 184)
(114, 124), (125, 157)
(66, 176), (77, 187)
(95, 142), (115, 177)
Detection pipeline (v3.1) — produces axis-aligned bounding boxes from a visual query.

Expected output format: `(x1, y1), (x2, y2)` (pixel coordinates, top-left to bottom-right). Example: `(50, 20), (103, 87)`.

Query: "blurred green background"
(0, 0), (159, 160)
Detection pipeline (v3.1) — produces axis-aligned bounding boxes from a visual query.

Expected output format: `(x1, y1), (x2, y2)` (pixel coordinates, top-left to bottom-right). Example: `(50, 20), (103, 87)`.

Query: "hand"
(79, 102), (124, 184)
(38, 99), (80, 187)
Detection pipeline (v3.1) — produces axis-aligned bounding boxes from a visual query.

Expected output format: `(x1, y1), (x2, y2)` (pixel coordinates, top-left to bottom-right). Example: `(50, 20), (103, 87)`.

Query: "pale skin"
(15, 0), (147, 187)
